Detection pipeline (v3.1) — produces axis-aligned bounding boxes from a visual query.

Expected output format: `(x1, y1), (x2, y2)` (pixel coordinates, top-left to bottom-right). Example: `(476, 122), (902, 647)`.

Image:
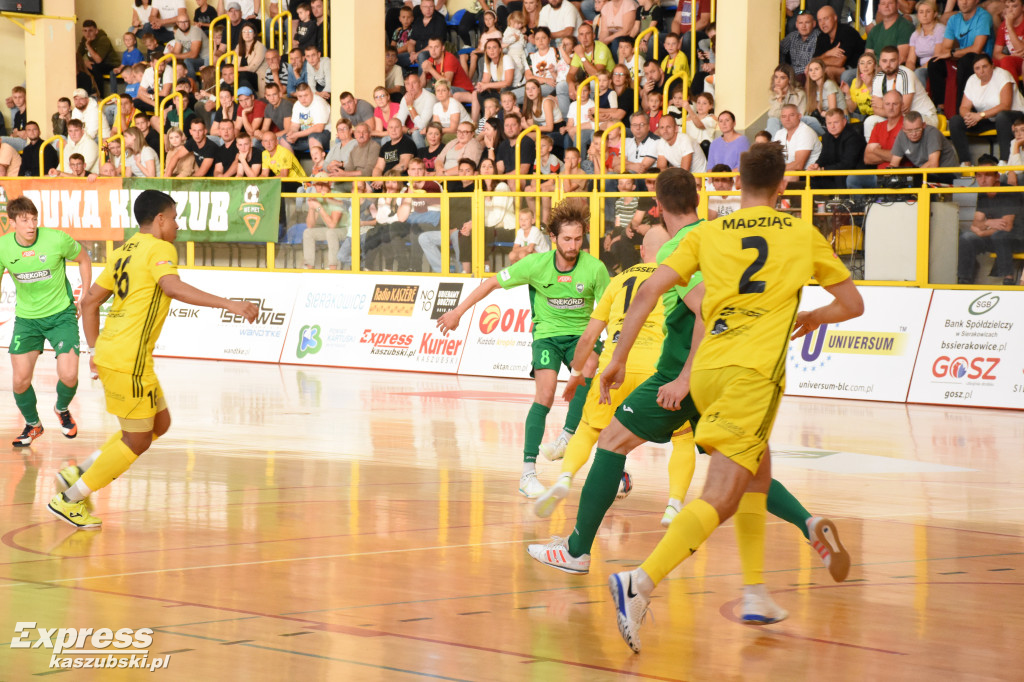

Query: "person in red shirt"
(420, 37), (475, 99)
(848, 90), (904, 189)
(994, 0), (1024, 80)
(234, 87), (266, 141)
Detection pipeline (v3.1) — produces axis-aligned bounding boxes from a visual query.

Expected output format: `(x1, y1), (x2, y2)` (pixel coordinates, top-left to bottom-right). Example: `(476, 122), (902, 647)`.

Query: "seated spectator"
(669, 0), (711, 58)
(185, 119), (220, 177)
(766, 63), (808, 135)
(397, 158), (444, 272)
(510, 207), (551, 263)
(260, 49), (289, 99)
(594, 71), (627, 129)
(304, 46), (331, 102)
(20, 121), (60, 177)
(707, 164), (742, 217)
(608, 64), (636, 118)
(260, 129), (305, 177)
(325, 118), (357, 176)
(907, 1), (946, 87)
(418, 122), (445, 172)
(62, 119), (98, 173)
(656, 114), (707, 172)
(707, 110), (750, 170)
(261, 83), (293, 137)
(864, 45), (938, 140)
(373, 117), (417, 184)
(890, 110), (959, 182)
(284, 82), (331, 152)
(136, 59), (174, 116)
(371, 85), (402, 139)
(521, 78), (564, 138)
(520, 26), (560, 102)
(624, 111), (659, 176)
(113, 95), (137, 136)
(77, 20), (120, 95)
(48, 152), (95, 179)
(809, 108), (867, 189)
(215, 3), (251, 54)
(949, 53), (1024, 162)
(994, 0), (1024, 80)
(927, 0), (993, 112)
(472, 39), (515, 121)
(1, 86), (27, 150)
(396, 72), (438, 148)
(682, 92), (717, 156)
(339, 92), (374, 128)
(436, 121), (483, 174)
(391, 5), (416, 68)
(479, 115), (504, 162)
(564, 80), (596, 152)
(152, 0), (189, 43)
(52, 97), (72, 138)
(234, 86), (265, 142)
(772, 103), (822, 183)
(385, 47), (405, 97)
(162, 79), (199, 130)
(432, 80), (472, 141)
(553, 35), (577, 114)
(642, 88), (663, 130)
(640, 60), (665, 109)
(286, 47), (308, 98)
(121, 126), (158, 177)
(214, 120), (241, 176)
(209, 87), (238, 131)
(958, 154), (1024, 285)
(849, 90), (905, 189)
(138, 30), (164, 63)
(163, 126), (197, 177)
(169, 15), (207, 79)
(133, 112), (160, 152)
(337, 123), (381, 180)
(865, 0), (915, 63)
(0, 140), (23, 176)
(130, 0), (155, 36)
(814, 5), (865, 82)
(194, 0), (216, 29)
(235, 25), (266, 93)
(448, 159), (478, 273)
(302, 173), (348, 270)
(595, 0), (638, 57)
(567, 23), (616, 99)
(113, 32), (145, 82)
(294, 2), (319, 53)
(402, 0), (447, 70)
(98, 137), (122, 177)
(362, 170), (408, 270)
(558, 145), (587, 194)
(421, 37), (474, 99)
(780, 11), (821, 79)
(803, 58), (845, 135)
(1007, 114), (1024, 184)
(753, 130), (772, 144)
(600, 177), (641, 272)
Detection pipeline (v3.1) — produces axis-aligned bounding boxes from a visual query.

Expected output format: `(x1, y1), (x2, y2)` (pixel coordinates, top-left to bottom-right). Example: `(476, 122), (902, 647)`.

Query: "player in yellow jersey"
(604, 144), (865, 652)
(47, 190), (258, 529)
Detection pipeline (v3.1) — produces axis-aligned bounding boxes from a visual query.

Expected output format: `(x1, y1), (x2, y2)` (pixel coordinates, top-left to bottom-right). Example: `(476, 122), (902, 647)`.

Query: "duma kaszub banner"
(0, 178), (280, 243)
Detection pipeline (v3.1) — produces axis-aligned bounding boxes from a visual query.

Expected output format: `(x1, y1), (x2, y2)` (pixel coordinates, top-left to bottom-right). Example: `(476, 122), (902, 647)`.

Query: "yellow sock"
(561, 423), (600, 477)
(667, 430), (696, 501)
(641, 498), (720, 585)
(734, 492), (768, 585)
(81, 436), (139, 493)
(99, 431), (159, 450)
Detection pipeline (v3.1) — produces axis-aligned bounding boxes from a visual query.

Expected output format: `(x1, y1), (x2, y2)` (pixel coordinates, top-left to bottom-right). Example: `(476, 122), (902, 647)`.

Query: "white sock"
(79, 449), (101, 472)
(63, 478), (93, 503)
(559, 429), (572, 443)
(557, 472), (573, 487)
(744, 583), (767, 598)
(522, 461), (536, 476)
(667, 497), (683, 512)
(634, 568), (655, 598)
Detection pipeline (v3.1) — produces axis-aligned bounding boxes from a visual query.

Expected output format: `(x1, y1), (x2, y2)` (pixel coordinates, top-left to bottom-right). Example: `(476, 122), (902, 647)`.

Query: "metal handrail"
(158, 93), (185, 177)
(600, 122), (626, 175)
(662, 71), (689, 124)
(633, 26), (659, 112)
(216, 50), (240, 100)
(154, 53), (179, 101)
(100, 133), (127, 178)
(39, 135), (64, 177)
(575, 75), (600, 151)
(269, 10), (293, 52)
(97, 93), (120, 143)
(209, 14), (233, 64)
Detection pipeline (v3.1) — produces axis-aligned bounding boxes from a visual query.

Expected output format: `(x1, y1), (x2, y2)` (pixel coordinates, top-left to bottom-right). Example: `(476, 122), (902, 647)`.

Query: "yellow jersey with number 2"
(94, 232), (179, 377)
(662, 205), (850, 382)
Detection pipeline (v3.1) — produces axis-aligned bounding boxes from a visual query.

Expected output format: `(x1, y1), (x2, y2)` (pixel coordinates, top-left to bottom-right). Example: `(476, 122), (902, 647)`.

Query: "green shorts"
(531, 334), (580, 375)
(9, 306), (81, 356)
(614, 370), (700, 444)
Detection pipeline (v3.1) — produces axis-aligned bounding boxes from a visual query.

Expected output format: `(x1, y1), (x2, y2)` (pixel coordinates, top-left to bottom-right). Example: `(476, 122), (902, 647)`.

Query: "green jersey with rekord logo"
(497, 250), (610, 340)
(0, 227), (81, 319)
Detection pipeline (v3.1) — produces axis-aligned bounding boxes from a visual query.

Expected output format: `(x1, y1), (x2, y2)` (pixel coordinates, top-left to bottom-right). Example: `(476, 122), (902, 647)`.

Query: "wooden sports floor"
(0, 358), (1021, 681)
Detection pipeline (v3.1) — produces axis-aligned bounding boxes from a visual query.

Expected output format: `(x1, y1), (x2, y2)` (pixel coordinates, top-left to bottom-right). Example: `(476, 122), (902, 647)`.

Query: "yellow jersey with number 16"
(662, 205), (850, 382)
(591, 263), (666, 374)
(94, 233), (179, 377)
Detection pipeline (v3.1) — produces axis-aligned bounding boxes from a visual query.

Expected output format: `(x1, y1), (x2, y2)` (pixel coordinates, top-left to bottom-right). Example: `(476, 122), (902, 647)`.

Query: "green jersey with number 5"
(93, 232), (179, 376)
(497, 250), (610, 340)
(0, 227), (81, 319)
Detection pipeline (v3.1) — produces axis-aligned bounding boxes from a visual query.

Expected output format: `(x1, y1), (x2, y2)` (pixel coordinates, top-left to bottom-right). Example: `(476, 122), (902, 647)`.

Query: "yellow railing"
(663, 70), (689, 127)
(575, 75), (600, 151)
(39, 135), (65, 177)
(154, 53), (178, 105)
(100, 133), (127, 177)
(633, 26), (659, 112)
(158, 93), (185, 177)
(209, 14), (233, 64)
(269, 11), (293, 52)
(98, 93), (120, 142)
(322, 0), (329, 60)
(216, 50), (240, 100)
(515, 124), (543, 229)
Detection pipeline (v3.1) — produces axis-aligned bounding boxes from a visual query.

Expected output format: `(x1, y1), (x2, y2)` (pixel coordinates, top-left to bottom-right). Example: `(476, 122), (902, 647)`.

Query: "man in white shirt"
(70, 88), (110, 142)
(864, 45), (937, 140)
(538, 0), (582, 40)
(283, 83), (331, 151)
(772, 104), (822, 183)
(395, 72), (437, 148)
(63, 120), (99, 173)
(624, 112), (659, 178)
(655, 115), (707, 173)
(304, 46), (332, 102)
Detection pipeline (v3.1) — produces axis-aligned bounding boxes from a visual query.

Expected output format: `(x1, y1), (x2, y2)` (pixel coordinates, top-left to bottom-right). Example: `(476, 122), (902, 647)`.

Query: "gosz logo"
(931, 356), (999, 380)
(478, 304), (532, 334)
(296, 324), (322, 358)
(968, 292), (999, 316)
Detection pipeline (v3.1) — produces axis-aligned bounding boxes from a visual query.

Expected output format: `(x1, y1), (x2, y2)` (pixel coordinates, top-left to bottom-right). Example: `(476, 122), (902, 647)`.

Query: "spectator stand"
(157, 93), (186, 175)
(40, 136), (65, 177)
(98, 93), (121, 137)
(633, 26), (660, 112)
(268, 11), (293, 54)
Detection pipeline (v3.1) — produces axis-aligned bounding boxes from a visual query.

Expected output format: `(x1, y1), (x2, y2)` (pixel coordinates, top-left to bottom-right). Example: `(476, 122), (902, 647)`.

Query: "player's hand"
(791, 310), (820, 340)
(656, 375), (689, 411)
(562, 372), (585, 402)
(227, 300), (259, 323)
(436, 310), (461, 335)
(599, 360), (624, 404)
(88, 356), (99, 380)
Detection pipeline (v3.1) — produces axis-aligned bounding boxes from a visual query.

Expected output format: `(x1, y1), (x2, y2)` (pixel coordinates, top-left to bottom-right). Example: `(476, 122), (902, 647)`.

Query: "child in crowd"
(683, 92), (717, 156)
(565, 82), (595, 152)
(645, 89), (663, 130)
(559, 146), (587, 194)
(123, 63), (146, 100)
(463, 10), (503, 79)
(618, 40), (644, 81)
(476, 96), (499, 135)
(114, 32), (144, 81)
(509, 207), (550, 263)
(503, 11), (528, 87)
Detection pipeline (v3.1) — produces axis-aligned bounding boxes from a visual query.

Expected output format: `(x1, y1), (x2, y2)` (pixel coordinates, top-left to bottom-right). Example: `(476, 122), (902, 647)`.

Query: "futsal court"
(0, 357), (1021, 680)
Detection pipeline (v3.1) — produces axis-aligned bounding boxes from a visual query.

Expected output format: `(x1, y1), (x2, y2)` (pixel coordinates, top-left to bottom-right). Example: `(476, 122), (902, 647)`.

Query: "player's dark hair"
(134, 190), (177, 227)
(655, 167), (698, 215)
(7, 197), (38, 221)
(547, 198), (590, 237)
(739, 142), (786, 193)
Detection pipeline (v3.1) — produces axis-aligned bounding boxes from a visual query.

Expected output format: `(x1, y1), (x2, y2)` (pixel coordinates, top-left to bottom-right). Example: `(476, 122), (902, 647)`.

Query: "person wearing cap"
(70, 88), (110, 142)
(234, 86), (266, 141)
(169, 14), (207, 79)
(220, 1), (254, 50)
(218, 0), (259, 22)
(302, 172), (349, 270)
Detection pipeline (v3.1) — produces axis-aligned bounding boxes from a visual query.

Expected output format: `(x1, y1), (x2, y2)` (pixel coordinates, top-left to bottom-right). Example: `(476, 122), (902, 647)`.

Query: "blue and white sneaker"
(608, 570), (650, 653)
(741, 585), (788, 625)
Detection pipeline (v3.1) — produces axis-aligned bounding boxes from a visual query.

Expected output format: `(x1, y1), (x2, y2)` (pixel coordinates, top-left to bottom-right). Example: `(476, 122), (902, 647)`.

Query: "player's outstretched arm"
(80, 283), (113, 350)
(72, 246), (93, 318)
(791, 277), (864, 339)
(437, 276), (500, 335)
(158, 275), (259, 322)
(657, 282), (706, 411)
(563, 317), (605, 402)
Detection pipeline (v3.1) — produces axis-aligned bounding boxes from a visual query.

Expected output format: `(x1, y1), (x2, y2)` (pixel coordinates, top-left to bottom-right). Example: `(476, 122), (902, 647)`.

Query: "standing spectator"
(780, 12), (821, 78)
(706, 110), (749, 170)
(849, 90), (905, 188)
(19, 122), (60, 177)
(339, 92), (374, 128)
(260, 49), (289, 99)
(286, 48), (308, 98)
(294, 3), (319, 52)
(890, 110), (959, 181)
(404, 0), (447, 69)
(396, 73), (438, 148)
(302, 174), (347, 270)
(765, 63), (808, 135)
(285, 83), (331, 152)
(949, 53), (1024, 161)
(772, 103), (822, 183)
(77, 20), (120, 95)
(866, 45), (939, 140)
(814, 5), (865, 83)
(391, 6), (417, 68)
(993, 0), (1024, 80)
(809, 108), (867, 189)
(656, 115), (707, 172)
(237, 25), (267, 94)
(865, 0), (916, 62)
(169, 15), (207, 79)
(62, 119), (99, 173)
(907, 0), (947, 87)
(957, 154), (1024, 284)
(261, 83), (293, 136)
(260, 129), (305, 177)
(304, 46), (331, 102)
(927, 0), (993, 112)
(185, 119), (220, 177)
(51, 97), (72, 138)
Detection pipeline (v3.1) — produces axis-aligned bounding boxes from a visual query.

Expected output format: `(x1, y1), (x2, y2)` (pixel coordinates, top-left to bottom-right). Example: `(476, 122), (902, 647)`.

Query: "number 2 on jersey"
(113, 255), (132, 299)
(739, 237), (767, 294)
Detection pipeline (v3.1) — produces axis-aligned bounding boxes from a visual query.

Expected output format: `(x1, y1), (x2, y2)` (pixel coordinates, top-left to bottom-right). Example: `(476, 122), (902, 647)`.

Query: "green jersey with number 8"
(497, 250), (610, 340)
(0, 227), (81, 319)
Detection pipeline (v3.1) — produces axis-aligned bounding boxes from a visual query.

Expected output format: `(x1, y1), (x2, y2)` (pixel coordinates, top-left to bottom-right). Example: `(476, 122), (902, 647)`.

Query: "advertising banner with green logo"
(0, 178), (280, 243)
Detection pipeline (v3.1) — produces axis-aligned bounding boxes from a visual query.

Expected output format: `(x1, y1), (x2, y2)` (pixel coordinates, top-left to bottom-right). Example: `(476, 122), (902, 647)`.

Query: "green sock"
(563, 377), (591, 434)
(524, 402), (550, 463)
(767, 478), (812, 539)
(55, 380), (78, 412)
(13, 386), (39, 425)
(568, 448), (626, 557)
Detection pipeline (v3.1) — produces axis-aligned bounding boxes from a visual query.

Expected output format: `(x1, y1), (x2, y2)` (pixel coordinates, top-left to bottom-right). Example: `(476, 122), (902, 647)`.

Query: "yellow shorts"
(581, 370), (650, 431)
(690, 366), (783, 475)
(97, 367), (167, 432)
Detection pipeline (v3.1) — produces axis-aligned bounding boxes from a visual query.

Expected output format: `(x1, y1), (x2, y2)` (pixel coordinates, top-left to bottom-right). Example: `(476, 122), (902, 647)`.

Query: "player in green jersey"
(438, 198), (611, 498)
(0, 197), (92, 446)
